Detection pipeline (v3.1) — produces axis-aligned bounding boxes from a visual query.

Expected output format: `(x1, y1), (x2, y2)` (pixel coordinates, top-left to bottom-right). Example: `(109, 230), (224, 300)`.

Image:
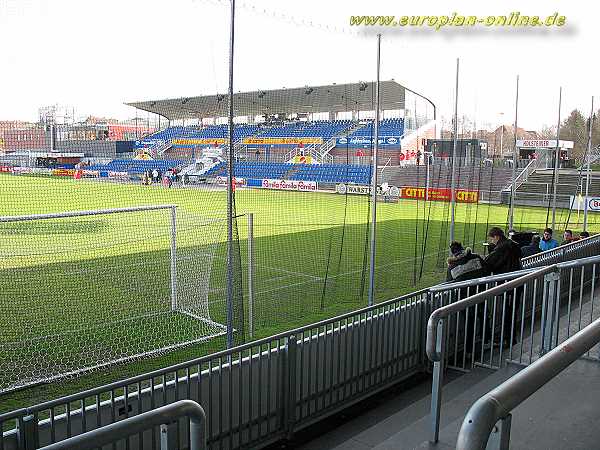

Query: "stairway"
(291, 359), (600, 450)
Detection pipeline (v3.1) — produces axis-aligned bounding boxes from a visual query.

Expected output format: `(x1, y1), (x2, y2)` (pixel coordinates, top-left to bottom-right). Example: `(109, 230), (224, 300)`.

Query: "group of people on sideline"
(445, 226), (592, 350)
(520, 228), (590, 258)
(446, 227), (522, 283)
(447, 227), (592, 283)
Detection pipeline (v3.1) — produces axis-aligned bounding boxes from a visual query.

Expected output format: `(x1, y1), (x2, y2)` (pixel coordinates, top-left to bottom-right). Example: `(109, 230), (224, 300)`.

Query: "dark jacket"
(484, 237), (523, 275)
(446, 248), (488, 282)
(520, 243), (541, 258)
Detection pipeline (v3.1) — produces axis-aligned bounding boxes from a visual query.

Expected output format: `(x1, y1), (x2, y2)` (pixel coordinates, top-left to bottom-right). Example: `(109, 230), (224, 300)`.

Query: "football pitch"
(1, 174), (598, 410)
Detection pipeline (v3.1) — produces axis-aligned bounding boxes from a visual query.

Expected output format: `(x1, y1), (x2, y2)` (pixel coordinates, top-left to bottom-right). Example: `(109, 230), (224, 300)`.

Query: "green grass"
(1, 173), (599, 412)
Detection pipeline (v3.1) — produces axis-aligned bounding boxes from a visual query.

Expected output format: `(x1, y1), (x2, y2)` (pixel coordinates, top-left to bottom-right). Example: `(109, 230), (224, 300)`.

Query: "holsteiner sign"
(262, 179), (317, 192)
(516, 139), (574, 149)
(400, 186), (479, 203)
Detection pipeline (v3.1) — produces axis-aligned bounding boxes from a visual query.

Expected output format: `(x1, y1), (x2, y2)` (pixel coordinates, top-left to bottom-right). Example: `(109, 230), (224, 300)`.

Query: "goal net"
(0, 205), (226, 393)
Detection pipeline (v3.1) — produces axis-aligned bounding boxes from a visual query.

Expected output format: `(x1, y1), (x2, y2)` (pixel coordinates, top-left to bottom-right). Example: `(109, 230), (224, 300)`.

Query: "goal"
(0, 205), (226, 393)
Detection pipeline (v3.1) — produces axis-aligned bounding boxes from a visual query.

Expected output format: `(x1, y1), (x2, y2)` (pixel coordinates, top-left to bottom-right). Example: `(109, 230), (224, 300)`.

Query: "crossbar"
(0, 204), (177, 223)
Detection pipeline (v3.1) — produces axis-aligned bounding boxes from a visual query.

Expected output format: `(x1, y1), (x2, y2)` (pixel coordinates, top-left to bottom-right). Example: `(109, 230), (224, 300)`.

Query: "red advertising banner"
(400, 186), (479, 203)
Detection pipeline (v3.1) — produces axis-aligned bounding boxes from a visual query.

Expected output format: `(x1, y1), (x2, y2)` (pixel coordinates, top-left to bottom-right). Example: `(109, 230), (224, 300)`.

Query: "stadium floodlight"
(304, 87), (314, 95)
(0, 205), (226, 393)
(257, 90), (266, 99)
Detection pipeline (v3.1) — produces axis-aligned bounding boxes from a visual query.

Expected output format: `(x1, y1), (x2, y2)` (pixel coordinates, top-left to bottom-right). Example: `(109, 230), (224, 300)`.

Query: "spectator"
(580, 231), (591, 239)
(446, 242), (487, 359)
(561, 230), (575, 246)
(446, 241), (487, 283)
(521, 235), (541, 258)
(152, 169), (159, 183)
(484, 227), (522, 275)
(539, 228), (559, 252)
(484, 227), (523, 346)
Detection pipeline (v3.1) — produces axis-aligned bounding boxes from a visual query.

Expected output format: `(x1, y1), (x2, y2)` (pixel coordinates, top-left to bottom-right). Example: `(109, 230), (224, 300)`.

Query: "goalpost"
(0, 205), (226, 393)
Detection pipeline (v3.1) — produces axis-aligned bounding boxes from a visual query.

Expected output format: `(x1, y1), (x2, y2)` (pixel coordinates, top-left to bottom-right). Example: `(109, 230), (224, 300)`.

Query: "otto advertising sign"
(400, 187), (479, 203)
(261, 179), (317, 192)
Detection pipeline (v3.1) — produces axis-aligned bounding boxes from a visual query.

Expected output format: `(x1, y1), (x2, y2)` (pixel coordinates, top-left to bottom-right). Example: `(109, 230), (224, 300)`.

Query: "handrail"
(426, 266), (556, 362)
(456, 317), (600, 450)
(430, 268), (538, 293)
(0, 288), (428, 421)
(433, 252), (600, 294)
(37, 400), (207, 450)
(522, 233), (599, 267)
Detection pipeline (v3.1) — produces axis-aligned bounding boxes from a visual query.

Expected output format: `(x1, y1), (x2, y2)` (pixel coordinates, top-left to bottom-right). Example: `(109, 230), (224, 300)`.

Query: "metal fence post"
(486, 414), (512, 450)
(160, 422), (177, 450)
(17, 414), (38, 450)
(430, 319), (446, 443)
(284, 334), (298, 440)
(248, 212), (254, 338)
(170, 205), (178, 311)
(541, 271), (560, 355)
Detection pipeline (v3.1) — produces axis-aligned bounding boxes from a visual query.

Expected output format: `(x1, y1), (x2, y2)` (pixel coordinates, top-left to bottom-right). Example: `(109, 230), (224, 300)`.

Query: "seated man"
(560, 229), (576, 246)
(579, 231), (590, 240)
(446, 241), (487, 282)
(521, 234), (541, 258)
(539, 228), (559, 252)
(485, 227), (522, 275)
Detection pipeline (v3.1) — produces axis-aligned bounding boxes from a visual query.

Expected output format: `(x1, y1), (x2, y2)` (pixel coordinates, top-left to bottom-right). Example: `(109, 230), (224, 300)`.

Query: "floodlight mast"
(509, 75), (519, 231)
(583, 96), (594, 232)
(226, 0), (235, 348)
(551, 87), (562, 231)
(449, 58), (459, 247)
(368, 33), (381, 307)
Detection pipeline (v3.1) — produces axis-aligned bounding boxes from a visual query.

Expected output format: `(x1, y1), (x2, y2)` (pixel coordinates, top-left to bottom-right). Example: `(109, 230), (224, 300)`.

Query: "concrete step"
(294, 366), (519, 450)
(428, 358), (600, 450)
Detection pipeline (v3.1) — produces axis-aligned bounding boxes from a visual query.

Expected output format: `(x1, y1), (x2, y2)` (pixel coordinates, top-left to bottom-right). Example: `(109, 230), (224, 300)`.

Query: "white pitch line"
(253, 250), (447, 296)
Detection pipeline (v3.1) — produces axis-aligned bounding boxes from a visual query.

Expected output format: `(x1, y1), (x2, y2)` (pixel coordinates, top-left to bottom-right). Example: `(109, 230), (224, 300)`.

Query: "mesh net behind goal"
(0, 206), (225, 393)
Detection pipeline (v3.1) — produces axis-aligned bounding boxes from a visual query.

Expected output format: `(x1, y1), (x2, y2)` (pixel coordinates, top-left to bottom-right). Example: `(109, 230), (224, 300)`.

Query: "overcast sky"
(0, 0), (596, 130)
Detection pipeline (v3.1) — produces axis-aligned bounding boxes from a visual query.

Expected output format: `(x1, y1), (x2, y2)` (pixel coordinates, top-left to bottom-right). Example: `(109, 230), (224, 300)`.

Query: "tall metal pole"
(247, 213), (254, 339)
(509, 75), (519, 231)
(226, 0), (236, 348)
(449, 58), (459, 246)
(368, 34), (381, 307)
(551, 87), (562, 231)
(583, 96), (594, 232)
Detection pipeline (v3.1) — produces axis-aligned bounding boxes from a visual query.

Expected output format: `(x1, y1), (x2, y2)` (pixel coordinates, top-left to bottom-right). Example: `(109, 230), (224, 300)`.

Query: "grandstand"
(127, 81), (435, 163)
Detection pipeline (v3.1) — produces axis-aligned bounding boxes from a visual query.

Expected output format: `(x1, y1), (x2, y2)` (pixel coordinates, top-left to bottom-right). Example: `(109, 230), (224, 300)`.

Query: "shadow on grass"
(0, 215), (508, 412)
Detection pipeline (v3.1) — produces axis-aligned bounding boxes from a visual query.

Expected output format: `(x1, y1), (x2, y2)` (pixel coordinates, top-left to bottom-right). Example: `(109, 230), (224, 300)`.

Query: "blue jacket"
(539, 238), (559, 252)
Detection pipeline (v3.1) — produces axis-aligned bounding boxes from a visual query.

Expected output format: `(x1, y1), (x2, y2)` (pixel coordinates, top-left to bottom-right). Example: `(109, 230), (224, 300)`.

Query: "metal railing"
(456, 317), (600, 450)
(426, 253), (600, 443)
(38, 400), (207, 450)
(1, 234), (599, 450)
(426, 266), (555, 443)
(0, 290), (428, 450)
(502, 157), (540, 192)
(522, 233), (600, 268)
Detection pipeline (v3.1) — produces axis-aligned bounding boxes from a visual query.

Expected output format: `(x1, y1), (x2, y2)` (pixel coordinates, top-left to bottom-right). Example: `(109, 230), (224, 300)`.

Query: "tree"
(559, 109), (587, 162)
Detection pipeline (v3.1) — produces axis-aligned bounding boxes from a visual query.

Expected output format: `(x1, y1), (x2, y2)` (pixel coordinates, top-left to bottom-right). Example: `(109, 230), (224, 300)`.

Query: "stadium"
(2, 3), (600, 450)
